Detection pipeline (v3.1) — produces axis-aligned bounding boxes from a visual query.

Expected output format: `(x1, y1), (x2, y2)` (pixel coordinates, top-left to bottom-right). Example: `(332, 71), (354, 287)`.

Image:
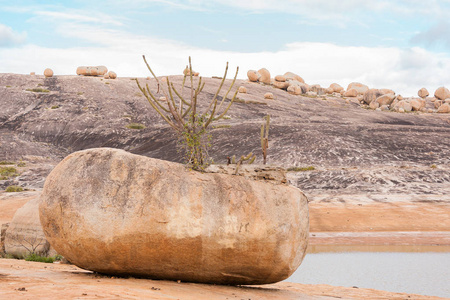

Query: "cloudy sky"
(1, 0), (450, 95)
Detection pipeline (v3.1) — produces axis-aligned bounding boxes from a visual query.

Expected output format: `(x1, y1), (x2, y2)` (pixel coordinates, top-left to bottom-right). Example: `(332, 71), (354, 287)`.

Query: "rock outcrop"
(247, 70), (260, 82)
(264, 92), (274, 99)
(283, 72), (304, 83)
(39, 148), (309, 285)
(5, 197), (51, 258)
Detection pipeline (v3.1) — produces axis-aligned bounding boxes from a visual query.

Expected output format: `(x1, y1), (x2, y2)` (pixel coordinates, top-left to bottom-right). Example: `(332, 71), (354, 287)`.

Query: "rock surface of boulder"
(434, 86), (450, 100)
(418, 88), (429, 98)
(437, 103), (450, 113)
(347, 82), (369, 95)
(363, 89), (383, 104)
(264, 92), (274, 99)
(344, 88), (358, 97)
(247, 70), (260, 82)
(258, 68), (271, 84)
(43, 69), (53, 78)
(5, 197), (51, 258)
(283, 72), (304, 83)
(39, 148), (309, 285)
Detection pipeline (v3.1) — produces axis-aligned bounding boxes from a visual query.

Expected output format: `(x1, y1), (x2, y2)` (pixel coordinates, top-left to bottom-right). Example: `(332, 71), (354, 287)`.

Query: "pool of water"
(286, 246), (450, 298)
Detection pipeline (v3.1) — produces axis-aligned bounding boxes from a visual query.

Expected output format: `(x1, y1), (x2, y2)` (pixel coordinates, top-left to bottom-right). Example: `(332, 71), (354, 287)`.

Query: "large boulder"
(247, 70), (260, 82)
(434, 86), (450, 100)
(437, 103), (450, 113)
(77, 66), (108, 76)
(329, 83), (344, 93)
(258, 68), (271, 84)
(5, 197), (51, 258)
(347, 82), (369, 95)
(375, 94), (396, 106)
(363, 89), (383, 104)
(410, 98), (426, 111)
(283, 72), (304, 83)
(272, 81), (289, 90)
(344, 88), (358, 97)
(418, 88), (429, 99)
(39, 148), (309, 285)
(43, 68), (53, 78)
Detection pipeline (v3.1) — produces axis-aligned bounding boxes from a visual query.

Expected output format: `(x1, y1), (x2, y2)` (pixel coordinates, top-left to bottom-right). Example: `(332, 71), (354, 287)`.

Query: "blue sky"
(1, 0), (450, 95)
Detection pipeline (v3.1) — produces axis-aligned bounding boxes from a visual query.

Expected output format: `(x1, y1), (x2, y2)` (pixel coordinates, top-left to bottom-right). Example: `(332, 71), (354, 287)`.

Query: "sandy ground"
(0, 259), (445, 300)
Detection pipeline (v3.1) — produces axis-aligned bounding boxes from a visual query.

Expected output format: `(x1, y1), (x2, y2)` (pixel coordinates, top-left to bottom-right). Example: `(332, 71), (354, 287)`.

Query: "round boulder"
(344, 88), (358, 97)
(283, 72), (304, 83)
(258, 68), (271, 84)
(274, 75), (286, 82)
(363, 89), (383, 105)
(39, 148), (309, 285)
(434, 86), (450, 100)
(44, 68), (53, 78)
(329, 83), (344, 93)
(264, 92), (274, 99)
(418, 88), (429, 99)
(238, 86), (247, 93)
(347, 82), (369, 95)
(247, 70), (260, 82)
(108, 71), (117, 79)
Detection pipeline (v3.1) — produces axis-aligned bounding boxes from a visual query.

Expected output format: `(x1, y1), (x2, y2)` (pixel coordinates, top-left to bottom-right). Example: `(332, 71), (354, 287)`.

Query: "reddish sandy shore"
(0, 259), (446, 300)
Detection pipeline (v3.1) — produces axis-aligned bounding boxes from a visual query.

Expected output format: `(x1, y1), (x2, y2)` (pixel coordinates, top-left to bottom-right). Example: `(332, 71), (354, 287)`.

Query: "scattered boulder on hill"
(434, 86), (450, 100)
(183, 67), (199, 77)
(274, 75), (286, 82)
(434, 100), (443, 109)
(39, 148), (309, 285)
(410, 98), (426, 111)
(380, 89), (395, 95)
(347, 82), (369, 95)
(258, 68), (271, 84)
(329, 83), (344, 93)
(44, 68), (53, 78)
(284, 72), (304, 83)
(4, 197), (53, 258)
(363, 89), (383, 104)
(344, 88), (358, 97)
(375, 94), (396, 107)
(77, 66), (108, 76)
(108, 71), (117, 79)
(273, 81), (289, 90)
(247, 70), (260, 82)
(287, 85), (301, 95)
(437, 103), (450, 113)
(264, 92), (274, 99)
(394, 100), (412, 112)
(418, 88), (429, 98)
(238, 86), (247, 93)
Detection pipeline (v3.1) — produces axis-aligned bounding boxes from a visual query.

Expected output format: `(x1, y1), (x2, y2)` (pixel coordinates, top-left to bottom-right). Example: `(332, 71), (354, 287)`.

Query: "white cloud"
(33, 11), (124, 26)
(1, 22), (450, 97)
(0, 24), (26, 47)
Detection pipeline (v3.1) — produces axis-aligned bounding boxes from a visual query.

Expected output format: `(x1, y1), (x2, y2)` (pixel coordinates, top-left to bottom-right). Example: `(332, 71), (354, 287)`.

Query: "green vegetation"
(51, 105), (59, 109)
(0, 161), (15, 165)
(17, 161), (26, 167)
(25, 253), (61, 263)
(77, 92), (84, 95)
(105, 82), (110, 84)
(126, 123), (146, 130)
(212, 124), (231, 129)
(287, 166), (316, 172)
(5, 85), (11, 88)
(5, 185), (24, 192)
(135, 55), (238, 170)
(0, 166), (19, 180)
(431, 164), (437, 169)
(26, 88), (50, 93)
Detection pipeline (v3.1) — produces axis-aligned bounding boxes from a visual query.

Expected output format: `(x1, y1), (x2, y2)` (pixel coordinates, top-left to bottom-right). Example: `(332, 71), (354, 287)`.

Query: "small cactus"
(261, 115), (270, 164)
(234, 151), (256, 175)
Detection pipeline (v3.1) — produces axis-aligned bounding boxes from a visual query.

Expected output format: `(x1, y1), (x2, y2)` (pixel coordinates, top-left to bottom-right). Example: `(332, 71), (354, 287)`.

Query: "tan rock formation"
(363, 89), (383, 104)
(434, 100), (443, 109)
(5, 197), (51, 258)
(380, 89), (395, 95)
(44, 68), (53, 78)
(411, 98), (426, 111)
(434, 86), (450, 100)
(247, 70), (260, 82)
(329, 83), (344, 93)
(347, 82), (369, 95)
(394, 100), (412, 112)
(258, 68), (271, 84)
(272, 81), (289, 90)
(418, 88), (429, 98)
(0, 223), (9, 255)
(77, 66), (108, 76)
(437, 103), (450, 113)
(108, 71), (117, 79)
(274, 75), (286, 82)
(287, 85), (301, 95)
(344, 88), (358, 97)
(283, 72), (304, 83)
(264, 92), (274, 99)
(39, 148), (309, 285)
(375, 94), (396, 106)
(238, 86), (247, 93)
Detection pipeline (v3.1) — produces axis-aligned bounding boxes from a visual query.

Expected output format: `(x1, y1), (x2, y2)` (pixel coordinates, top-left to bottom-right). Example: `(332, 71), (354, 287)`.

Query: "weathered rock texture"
(39, 148), (309, 285)
(0, 223), (9, 255)
(5, 197), (51, 258)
